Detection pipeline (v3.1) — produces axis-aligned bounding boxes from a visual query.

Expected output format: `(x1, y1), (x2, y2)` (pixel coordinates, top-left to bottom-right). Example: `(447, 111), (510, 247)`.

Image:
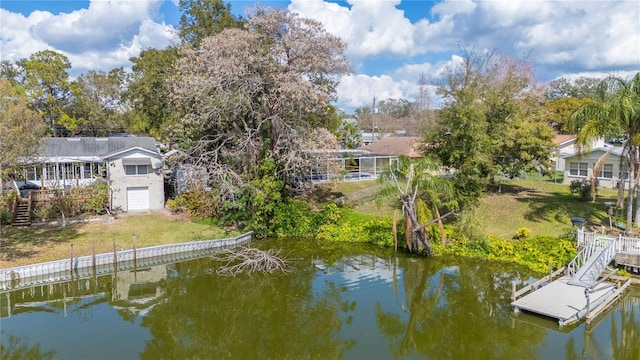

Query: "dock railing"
(576, 229), (640, 256)
(0, 232), (252, 291)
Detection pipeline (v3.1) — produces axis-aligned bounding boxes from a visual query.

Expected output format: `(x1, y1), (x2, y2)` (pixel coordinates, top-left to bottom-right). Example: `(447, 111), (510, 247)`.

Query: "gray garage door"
(127, 187), (149, 211)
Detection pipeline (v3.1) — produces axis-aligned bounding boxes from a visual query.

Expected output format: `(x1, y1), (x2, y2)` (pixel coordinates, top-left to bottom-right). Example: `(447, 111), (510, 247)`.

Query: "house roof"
(356, 136), (422, 158)
(553, 134), (576, 146)
(561, 146), (624, 159)
(40, 137), (159, 158)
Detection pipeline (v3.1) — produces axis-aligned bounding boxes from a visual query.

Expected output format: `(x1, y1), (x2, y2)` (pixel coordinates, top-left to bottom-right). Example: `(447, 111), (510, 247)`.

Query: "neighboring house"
(14, 136), (164, 212)
(357, 136), (422, 158)
(552, 134), (607, 173)
(307, 136), (422, 182)
(562, 146), (626, 189)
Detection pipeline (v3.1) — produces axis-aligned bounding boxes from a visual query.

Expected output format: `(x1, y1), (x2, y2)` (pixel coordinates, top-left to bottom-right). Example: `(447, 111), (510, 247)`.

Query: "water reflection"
(0, 239), (639, 360)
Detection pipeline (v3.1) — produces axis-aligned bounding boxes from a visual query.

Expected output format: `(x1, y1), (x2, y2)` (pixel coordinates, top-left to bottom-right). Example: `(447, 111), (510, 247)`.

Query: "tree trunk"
(403, 205), (432, 256)
(627, 180), (635, 231)
(434, 206), (446, 244)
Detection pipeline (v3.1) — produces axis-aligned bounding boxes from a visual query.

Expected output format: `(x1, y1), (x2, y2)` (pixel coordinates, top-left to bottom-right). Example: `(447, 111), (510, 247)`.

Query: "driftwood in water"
(209, 247), (291, 276)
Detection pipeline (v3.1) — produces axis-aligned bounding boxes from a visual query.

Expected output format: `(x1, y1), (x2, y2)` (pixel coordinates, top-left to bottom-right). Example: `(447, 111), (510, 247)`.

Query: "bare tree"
(171, 7), (350, 199)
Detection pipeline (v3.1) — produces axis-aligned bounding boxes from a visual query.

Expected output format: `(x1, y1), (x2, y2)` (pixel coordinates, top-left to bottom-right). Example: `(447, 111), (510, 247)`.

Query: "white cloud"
(0, 0), (178, 75)
(289, 0), (639, 111)
(2, 0), (638, 113)
(289, 0), (416, 59)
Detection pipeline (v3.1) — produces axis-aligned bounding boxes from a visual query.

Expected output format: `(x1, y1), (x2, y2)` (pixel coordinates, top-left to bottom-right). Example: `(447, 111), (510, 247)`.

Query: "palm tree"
(570, 72), (640, 229)
(382, 156), (457, 255)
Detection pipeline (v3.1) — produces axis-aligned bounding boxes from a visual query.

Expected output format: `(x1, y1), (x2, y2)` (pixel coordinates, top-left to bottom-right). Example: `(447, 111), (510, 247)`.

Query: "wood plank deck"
(511, 276), (617, 326)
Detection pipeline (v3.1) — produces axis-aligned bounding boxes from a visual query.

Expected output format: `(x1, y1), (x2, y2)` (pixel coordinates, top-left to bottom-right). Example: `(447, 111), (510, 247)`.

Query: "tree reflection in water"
(1, 238), (639, 359)
(376, 256), (548, 359)
(139, 252), (355, 359)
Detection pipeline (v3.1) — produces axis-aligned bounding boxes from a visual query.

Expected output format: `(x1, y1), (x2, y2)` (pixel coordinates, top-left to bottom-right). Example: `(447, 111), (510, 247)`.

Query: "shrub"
(32, 203), (57, 221)
(0, 208), (11, 225)
(514, 227), (531, 240)
(316, 206), (396, 247)
(270, 200), (314, 237)
(569, 179), (594, 201)
(84, 182), (109, 215)
(437, 231), (577, 274)
(166, 190), (219, 218)
(166, 194), (191, 213)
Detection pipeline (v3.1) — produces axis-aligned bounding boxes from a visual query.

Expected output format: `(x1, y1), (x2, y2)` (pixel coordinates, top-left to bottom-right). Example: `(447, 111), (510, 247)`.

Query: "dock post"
(69, 244), (74, 273)
(585, 288), (591, 319)
(112, 238), (117, 271)
(133, 234), (137, 267)
(511, 282), (516, 302)
(92, 240), (96, 275)
(549, 263), (553, 280)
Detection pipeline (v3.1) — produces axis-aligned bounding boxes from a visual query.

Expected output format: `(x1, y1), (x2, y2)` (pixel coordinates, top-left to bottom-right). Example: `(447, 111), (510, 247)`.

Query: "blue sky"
(1, 0), (639, 113)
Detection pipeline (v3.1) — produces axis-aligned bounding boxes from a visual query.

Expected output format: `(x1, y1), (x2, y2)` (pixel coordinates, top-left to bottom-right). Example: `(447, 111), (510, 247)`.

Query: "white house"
(562, 146), (626, 189)
(12, 136), (165, 212)
(552, 135), (610, 173)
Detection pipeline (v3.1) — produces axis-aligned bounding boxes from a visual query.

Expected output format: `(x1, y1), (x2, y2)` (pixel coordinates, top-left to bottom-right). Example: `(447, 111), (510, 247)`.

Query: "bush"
(84, 182), (109, 215)
(437, 233), (577, 274)
(0, 208), (11, 225)
(569, 179), (594, 201)
(166, 190), (220, 218)
(268, 200), (315, 237)
(32, 203), (57, 221)
(316, 206), (396, 247)
(514, 227), (531, 240)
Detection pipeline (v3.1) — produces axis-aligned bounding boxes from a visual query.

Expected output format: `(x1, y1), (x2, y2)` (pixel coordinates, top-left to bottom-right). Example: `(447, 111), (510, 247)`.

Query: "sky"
(1, 0), (639, 114)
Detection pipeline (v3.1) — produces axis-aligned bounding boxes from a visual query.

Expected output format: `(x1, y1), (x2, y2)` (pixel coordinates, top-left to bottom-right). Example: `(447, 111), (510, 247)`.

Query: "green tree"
(426, 49), (554, 205)
(547, 76), (607, 100)
(16, 50), (78, 136)
(569, 72), (640, 229)
(67, 68), (130, 136)
(543, 97), (594, 133)
(336, 118), (362, 149)
(125, 47), (180, 138)
(171, 8), (350, 225)
(0, 79), (46, 195)
(179, 0), (245, 48)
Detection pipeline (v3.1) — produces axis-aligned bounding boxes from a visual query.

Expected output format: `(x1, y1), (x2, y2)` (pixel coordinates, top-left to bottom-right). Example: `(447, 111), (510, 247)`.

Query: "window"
(44, 164), (56, 180)
(83, 163), (93, 179)
(599, 164), (613, 178)
(125, 165), (149, 176)
(62, 163), (74, 180)
(569, 162), (588, 177)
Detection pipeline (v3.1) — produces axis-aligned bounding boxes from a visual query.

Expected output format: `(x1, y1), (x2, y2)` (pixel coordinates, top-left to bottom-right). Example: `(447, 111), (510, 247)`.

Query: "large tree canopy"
(0, 79), (46, 194)
(426, 50), (555, 204)
(66, 68), (130, 136)
(15, 50), (77, 137)
(171, 8), (350, 226)
(125, 47), (180, 138)
(179, 0), (245, 48)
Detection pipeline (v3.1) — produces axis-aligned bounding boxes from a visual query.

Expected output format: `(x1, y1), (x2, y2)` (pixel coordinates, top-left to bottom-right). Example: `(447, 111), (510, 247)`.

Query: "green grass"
(334, 177), (620, 239)
(479, 179), (618, 239)
(0, 177), (624, 268)
(0, 212), (239, 268)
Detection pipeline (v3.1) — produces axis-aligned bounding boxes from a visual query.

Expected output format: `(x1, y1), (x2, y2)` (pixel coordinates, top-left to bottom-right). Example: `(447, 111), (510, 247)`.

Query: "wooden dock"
(511, 275), (621, 326)
(511, 230), (639, 327)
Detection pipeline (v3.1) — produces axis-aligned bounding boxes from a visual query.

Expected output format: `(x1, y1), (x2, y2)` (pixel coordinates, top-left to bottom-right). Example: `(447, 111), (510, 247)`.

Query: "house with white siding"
(562, 146), (626, 189)
(12, 136), (165, 212)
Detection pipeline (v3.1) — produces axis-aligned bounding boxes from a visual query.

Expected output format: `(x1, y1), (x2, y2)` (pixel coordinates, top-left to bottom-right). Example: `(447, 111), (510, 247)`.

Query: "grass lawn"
(478, 178), (618, 239)
(334, 177), (621, 239)
(0, 177), (625, 268)
(0, 212), (239, 269)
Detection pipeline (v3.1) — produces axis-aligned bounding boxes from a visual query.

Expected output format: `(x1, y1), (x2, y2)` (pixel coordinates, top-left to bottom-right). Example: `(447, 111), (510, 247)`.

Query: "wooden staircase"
(11, 197), (32, 227)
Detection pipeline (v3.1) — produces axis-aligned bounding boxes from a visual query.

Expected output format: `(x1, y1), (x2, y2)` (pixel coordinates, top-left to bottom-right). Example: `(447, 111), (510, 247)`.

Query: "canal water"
(1, 238), (638, 359)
